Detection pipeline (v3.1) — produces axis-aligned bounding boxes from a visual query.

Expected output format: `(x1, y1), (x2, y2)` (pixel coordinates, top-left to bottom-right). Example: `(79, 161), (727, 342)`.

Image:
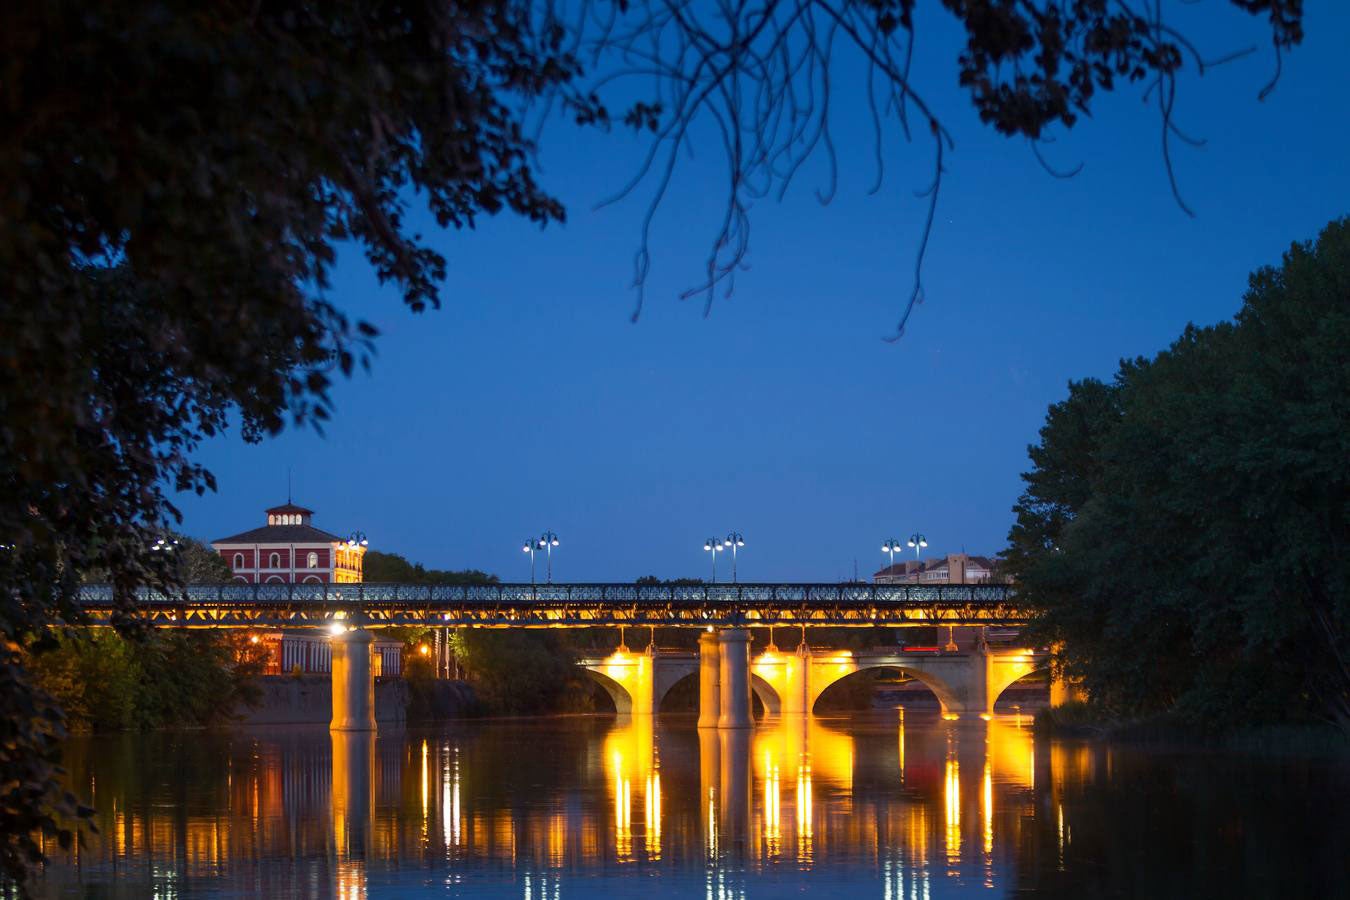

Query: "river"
(38, 712), (1349, 898)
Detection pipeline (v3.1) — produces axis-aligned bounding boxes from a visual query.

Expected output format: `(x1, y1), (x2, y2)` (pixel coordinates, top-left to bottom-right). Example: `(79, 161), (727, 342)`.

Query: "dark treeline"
(28, 534), (261, 732)
(1009, 218), (1349, 736)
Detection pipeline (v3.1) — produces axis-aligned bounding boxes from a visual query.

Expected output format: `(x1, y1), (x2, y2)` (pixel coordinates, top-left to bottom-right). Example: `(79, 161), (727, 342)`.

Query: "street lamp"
(522, 537), (542, 585)
(703, 537), (725, 583)
(346, 531), (368, 548)
(881, 538), (903, 576)
(150, 535), (179, 553)
(539, 531), (560, 583)
(907, 533), (928, 563)
(724, 532), (746, 583)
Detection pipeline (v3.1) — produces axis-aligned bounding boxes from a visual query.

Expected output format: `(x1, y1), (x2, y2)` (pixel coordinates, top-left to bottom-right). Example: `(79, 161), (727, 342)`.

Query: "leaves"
(1009, 217), (1350, 730)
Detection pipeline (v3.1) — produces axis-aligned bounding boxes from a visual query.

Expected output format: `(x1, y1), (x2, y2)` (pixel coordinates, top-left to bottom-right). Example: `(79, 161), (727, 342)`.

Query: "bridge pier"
(717, 628), (752, 729)
(698, 630), (721, 728)
(331, 627), (377, 732)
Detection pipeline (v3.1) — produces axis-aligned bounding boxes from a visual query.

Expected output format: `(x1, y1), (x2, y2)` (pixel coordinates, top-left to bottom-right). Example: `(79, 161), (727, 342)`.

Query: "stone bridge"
(579, 629), (1067, 724)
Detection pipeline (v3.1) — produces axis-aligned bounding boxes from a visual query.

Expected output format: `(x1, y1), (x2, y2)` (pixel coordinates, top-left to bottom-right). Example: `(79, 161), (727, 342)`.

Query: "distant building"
(211, 502), (365, 583)
(873, 552), (1000, 585)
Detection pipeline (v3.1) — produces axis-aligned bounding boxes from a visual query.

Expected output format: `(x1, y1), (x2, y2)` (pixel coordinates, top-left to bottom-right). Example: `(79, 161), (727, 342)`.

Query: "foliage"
(635, 576), (705, 585)
(26, 631), (267, 734)
(0, 0), (1308, 886)
(1008, 218), (1350, 732)
(557, 0), (1304, 328)
(449, 629), (594, 715)
(80, 533), (231, 586)
(363, 552), (498, 586)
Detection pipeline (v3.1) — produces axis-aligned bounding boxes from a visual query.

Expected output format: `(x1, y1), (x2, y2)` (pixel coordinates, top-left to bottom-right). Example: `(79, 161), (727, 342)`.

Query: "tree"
(0, 0), (1308, 886)
(362, 551), (499, 586)
(1008, 217), (1349, 731)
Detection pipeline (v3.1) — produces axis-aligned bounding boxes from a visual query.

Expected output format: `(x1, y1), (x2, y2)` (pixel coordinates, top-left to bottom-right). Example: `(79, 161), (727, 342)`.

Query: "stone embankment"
(237, 675), (480, 725)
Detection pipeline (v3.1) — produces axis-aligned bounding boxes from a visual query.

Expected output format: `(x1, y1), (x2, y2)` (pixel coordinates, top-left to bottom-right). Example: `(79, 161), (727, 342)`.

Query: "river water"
(38, 713), (1349, 898)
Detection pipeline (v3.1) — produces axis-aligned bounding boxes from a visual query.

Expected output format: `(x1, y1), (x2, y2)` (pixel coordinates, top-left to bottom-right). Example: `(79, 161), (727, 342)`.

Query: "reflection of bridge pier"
(330, 730), (374, 898)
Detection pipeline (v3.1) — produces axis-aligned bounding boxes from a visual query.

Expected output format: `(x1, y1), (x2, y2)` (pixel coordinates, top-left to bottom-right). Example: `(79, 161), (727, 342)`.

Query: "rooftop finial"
(287, 466), (292, 504)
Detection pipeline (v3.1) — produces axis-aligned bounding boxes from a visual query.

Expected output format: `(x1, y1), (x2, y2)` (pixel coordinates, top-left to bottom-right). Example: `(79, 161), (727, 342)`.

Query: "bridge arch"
(751, 674), (782, 716)
(809, 662), (959, 715)
(650, 670), (781, 717)
(578, 667), (633, 715)
(989, 657), (1049, 711)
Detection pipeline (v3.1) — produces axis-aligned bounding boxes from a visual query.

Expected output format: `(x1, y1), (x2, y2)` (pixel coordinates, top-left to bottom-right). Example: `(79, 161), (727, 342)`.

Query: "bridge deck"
(76, 583), (1026, 628)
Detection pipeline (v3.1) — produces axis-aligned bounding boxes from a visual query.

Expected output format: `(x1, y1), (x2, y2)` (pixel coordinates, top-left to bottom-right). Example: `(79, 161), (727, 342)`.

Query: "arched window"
(233, 553), (244, 570)
(307, 551), (318, 568)
(302, 574), (322, 584)
(269, 552), (281, 569)
(268, 515), (276, 525)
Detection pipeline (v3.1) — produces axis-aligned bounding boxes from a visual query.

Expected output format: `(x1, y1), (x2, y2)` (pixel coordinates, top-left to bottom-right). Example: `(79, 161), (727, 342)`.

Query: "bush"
(27, 630), (265, 732)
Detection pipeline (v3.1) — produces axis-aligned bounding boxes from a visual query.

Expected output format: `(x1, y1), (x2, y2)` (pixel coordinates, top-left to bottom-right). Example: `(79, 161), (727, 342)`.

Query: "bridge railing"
(77, 582), (1014, 607)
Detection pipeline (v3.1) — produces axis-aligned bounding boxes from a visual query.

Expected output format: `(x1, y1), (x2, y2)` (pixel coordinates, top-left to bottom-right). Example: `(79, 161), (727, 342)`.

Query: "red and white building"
(211, 502), (366, 584)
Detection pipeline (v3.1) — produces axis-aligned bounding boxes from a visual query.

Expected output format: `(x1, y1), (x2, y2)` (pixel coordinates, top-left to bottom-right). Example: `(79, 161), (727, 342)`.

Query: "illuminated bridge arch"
(988, 653), (1050, 710)
(750, 674), (782, 716)
(808, 662), (960, 715)
(646, 668), (781, 717)
(578, 666), (634, 715)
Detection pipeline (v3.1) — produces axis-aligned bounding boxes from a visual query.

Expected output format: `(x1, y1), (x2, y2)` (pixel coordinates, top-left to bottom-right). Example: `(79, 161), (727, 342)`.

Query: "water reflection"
(41, 712), (1350, 898)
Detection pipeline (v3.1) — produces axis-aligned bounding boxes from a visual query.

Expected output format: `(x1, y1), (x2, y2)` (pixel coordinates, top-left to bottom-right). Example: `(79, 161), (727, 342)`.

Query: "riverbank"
(1035, 702), (1350, 756)
(236, 674), (481, 726)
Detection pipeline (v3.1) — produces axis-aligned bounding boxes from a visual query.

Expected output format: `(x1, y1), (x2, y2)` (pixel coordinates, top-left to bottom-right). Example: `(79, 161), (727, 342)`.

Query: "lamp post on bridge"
(906, 532), (927, 563)
(523, 537), (542, 586)
(539, 531), (560, 583)
(881, 538), (903, 579)
(724, 532), (746, 583)
(150, 535), (179, 553)
(703, 537), (724, 583)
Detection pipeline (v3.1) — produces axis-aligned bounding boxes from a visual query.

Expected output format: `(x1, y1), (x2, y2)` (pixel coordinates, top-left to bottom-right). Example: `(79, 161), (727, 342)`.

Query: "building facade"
(872, 552), (1000, 585)
(211, 502), (365, 583)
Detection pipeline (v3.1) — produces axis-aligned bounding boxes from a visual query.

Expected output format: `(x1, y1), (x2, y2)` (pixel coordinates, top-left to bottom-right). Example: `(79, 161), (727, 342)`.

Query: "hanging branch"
(536, 0), (1304, 337)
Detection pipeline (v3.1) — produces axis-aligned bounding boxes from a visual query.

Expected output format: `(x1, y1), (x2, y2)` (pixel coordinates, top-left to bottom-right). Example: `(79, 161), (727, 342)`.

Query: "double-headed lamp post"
(522, 538), (540, 585)
(724, 532), (746, 583)
(524, 532), (561, 585)
(907, 533), (927, 562)
(703, 537), (724, 583)
(539, 531), (560, 583)
(881, 538), (903, 575)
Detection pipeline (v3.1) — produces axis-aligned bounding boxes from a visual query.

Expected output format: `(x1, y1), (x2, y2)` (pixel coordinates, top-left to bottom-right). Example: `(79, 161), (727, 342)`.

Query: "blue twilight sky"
(177, 4), (1350, 582)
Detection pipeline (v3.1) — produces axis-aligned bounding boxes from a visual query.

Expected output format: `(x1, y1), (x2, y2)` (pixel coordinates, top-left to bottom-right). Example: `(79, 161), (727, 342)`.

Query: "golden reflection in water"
(943, 735), (960, 872)
(898, 710), (905, 785)
(331, 731), (373, 900)
(699, 727), (720, 861)
(645, 770), (662, 859)
(719, 728), (752, 853)
(762, 750), (781, 859)
(796, 758), (813, 864)
(982, 760), (994, 887)
(613, 749), (633, 860)
(420, 739), (429, 837)
(51, 709), (1080, 895)
(605, 715), (661, 862)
